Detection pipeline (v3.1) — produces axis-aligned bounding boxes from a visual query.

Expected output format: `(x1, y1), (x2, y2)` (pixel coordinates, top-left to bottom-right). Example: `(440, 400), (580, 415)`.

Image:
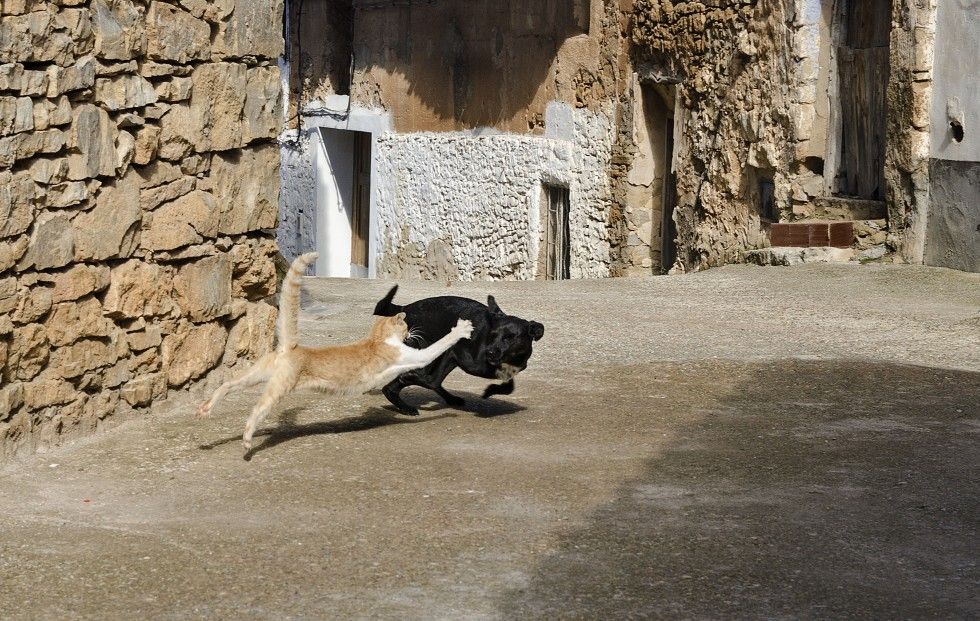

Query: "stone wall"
(0, 0), (284, 459)
(885, 0), (936, 263)
(374, 105), (614, 281)
(632, 0), (796, 271)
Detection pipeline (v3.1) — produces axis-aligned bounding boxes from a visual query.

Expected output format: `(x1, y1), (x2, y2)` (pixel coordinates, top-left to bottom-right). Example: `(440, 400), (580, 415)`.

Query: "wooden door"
(835, 0), (890, 199)
(661, 115), (677, 273)
(543, 185), (570, 280)
(350, 132), (371, 269)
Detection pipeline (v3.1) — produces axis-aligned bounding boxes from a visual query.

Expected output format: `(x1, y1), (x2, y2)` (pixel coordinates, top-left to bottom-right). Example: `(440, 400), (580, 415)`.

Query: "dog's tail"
(277, 252), (318, 352)
(373, 285), (402, 316)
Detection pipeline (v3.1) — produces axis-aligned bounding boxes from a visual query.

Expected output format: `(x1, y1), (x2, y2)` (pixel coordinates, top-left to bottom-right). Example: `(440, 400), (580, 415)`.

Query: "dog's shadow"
(199, 392), (525, 461)
(200, 407), (456, 461)
(383, 388), (527, 419)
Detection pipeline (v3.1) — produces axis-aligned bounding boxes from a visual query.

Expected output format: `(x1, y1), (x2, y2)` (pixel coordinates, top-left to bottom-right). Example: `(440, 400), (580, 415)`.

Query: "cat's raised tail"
(278, 252), (318, 352)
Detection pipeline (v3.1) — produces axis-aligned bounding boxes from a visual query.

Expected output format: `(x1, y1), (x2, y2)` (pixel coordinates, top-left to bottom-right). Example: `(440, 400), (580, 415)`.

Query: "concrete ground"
(1, 264), (978, 620)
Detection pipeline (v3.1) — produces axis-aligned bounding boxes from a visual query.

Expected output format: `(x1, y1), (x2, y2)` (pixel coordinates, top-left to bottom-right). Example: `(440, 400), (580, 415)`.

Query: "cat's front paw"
(196, 400), (212, 418)
(451, 319), (474, 340)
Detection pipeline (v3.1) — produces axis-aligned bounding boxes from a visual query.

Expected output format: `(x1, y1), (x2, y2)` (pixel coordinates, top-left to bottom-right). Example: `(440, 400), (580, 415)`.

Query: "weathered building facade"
(281, 0), (976, 277)
(0, 0), (284, 458)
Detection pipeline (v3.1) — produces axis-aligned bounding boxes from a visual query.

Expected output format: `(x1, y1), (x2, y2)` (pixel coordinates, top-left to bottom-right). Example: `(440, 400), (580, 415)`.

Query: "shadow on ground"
(497, 360), (980, 619)
(198, 389), (525, 460)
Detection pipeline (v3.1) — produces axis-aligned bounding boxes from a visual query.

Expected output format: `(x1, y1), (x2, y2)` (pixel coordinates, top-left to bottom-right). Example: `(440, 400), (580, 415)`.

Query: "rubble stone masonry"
(0, 0), (284, 459)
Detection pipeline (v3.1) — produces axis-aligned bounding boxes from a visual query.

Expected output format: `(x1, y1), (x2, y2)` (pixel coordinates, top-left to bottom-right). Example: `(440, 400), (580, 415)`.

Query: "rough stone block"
(243, 65), (282, 143)
(16, 212), (74, 271)
(67, 104), (116, 179)
(102, 259), (174, 319)
(230, 237), (277, 300)
(224, 300), (277, 362)
(6, 323), (48, 381)
(95, 74), (157, 110)
(212, 0), (284, 59)
(21, 378), (75, 411)
(154, 76), (192, 102)
(91, 0), (146, 61)
(46, 296), (113, 346)
(161, 321), (227, 386)
(0, 128), (66, 168)
(46, 180), (88, 208)
(49, 338), (118, 379)
(11, 282), (52, 324)
(133, 124), (160, 165)
(73, 171), (141, 261)
(142, 189), (218, 251)
(0, 236), (28, 272)
(212, 143), (279, 235)
(46, 55), (96, 97)
(0, 63), (23, 91)
(120, 372), (166, 406)
(39, 263), (111, 303)
(0, 11), (74, 65)
(31, 96), (72, 131)
(189, 62), (247, 152)
(145, 1), (210, 63)
(172, 254), (231, 322)
(140, 175), (194, 210)
(0, 95), (33, 136)
(0, 170), (37, 238)
(125, 325), (162, 351)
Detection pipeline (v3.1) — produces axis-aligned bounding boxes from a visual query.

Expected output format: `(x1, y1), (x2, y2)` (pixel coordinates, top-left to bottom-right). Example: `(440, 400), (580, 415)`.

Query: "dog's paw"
(452, 319), (474, 340)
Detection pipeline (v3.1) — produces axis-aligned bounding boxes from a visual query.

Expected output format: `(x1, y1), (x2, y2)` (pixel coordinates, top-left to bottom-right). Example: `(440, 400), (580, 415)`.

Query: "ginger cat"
(197, 252), (473, 450)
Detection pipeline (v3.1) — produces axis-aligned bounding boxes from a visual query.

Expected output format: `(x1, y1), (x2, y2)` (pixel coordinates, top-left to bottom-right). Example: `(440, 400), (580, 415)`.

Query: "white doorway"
(313, 127), (373, 277)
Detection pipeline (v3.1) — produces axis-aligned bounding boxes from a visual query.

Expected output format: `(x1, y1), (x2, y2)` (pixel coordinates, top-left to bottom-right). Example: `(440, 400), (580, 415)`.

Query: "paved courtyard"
(1, 264), (978, 619)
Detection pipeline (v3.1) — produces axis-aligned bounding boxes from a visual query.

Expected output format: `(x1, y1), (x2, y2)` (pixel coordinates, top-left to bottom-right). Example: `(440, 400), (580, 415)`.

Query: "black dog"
(373, 286), (544, 415)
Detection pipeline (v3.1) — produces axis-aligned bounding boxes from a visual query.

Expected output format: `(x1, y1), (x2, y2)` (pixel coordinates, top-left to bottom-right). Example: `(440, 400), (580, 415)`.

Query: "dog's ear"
(529, 321), (544, 341)
(487, 295), (505, 316)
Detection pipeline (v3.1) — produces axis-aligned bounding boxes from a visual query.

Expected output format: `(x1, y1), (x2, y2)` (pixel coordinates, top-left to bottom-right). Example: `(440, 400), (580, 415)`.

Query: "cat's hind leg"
(197, 352), (277, 417)
(242, 367), (298, 451)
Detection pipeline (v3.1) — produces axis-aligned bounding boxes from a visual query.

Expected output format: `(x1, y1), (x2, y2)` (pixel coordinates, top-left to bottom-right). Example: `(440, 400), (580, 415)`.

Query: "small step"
(744, 247), (855, 266)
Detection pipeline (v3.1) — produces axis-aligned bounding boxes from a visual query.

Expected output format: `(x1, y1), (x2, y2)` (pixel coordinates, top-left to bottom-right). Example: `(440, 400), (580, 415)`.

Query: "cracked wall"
(632, 0), (796, 271)
(0, 0), (284, 459)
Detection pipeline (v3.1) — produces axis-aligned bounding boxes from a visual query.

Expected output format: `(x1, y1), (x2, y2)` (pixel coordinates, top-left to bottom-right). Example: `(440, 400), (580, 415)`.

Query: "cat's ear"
(396, 312), (406, 320)
(487, 295), (504, 316)
(529, 321), (544, 341)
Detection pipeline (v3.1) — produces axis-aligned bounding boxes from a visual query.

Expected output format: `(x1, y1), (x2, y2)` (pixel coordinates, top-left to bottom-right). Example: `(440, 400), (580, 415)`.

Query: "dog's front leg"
(482, 379), (515, 399)
(393, 319), (473, 373)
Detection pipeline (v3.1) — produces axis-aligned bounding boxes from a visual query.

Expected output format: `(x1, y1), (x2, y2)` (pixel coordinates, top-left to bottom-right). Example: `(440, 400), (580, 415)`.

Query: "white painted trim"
(303, 106), (391, 278)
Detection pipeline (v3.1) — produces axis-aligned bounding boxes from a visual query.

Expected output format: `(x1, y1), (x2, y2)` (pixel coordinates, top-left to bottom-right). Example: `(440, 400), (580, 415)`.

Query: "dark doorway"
(541, 184), (570, 280)
(661, 114), (678, 273)
(350, 131), (371, 275)
(834, 0), (890, 199)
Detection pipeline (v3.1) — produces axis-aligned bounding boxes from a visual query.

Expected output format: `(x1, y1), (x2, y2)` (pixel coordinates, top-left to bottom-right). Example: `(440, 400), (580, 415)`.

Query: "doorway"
(833, 0), (890, 199)
(539, 184), (570, 280)
(313, 128), (373, 277)
(661, 110), (677, 273)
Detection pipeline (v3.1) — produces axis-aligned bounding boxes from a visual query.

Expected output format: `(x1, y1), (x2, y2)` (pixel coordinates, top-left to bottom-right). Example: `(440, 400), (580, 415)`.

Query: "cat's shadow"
(199, 391), (524, 461)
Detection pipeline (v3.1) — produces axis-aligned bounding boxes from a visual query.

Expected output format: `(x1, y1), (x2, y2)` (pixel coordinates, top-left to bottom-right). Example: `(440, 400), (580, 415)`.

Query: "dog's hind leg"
(424, 357), (465, 408)
(382, 374), (423, 416)
(197, 352), (277, 417)
(242, 368), (297, 451)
